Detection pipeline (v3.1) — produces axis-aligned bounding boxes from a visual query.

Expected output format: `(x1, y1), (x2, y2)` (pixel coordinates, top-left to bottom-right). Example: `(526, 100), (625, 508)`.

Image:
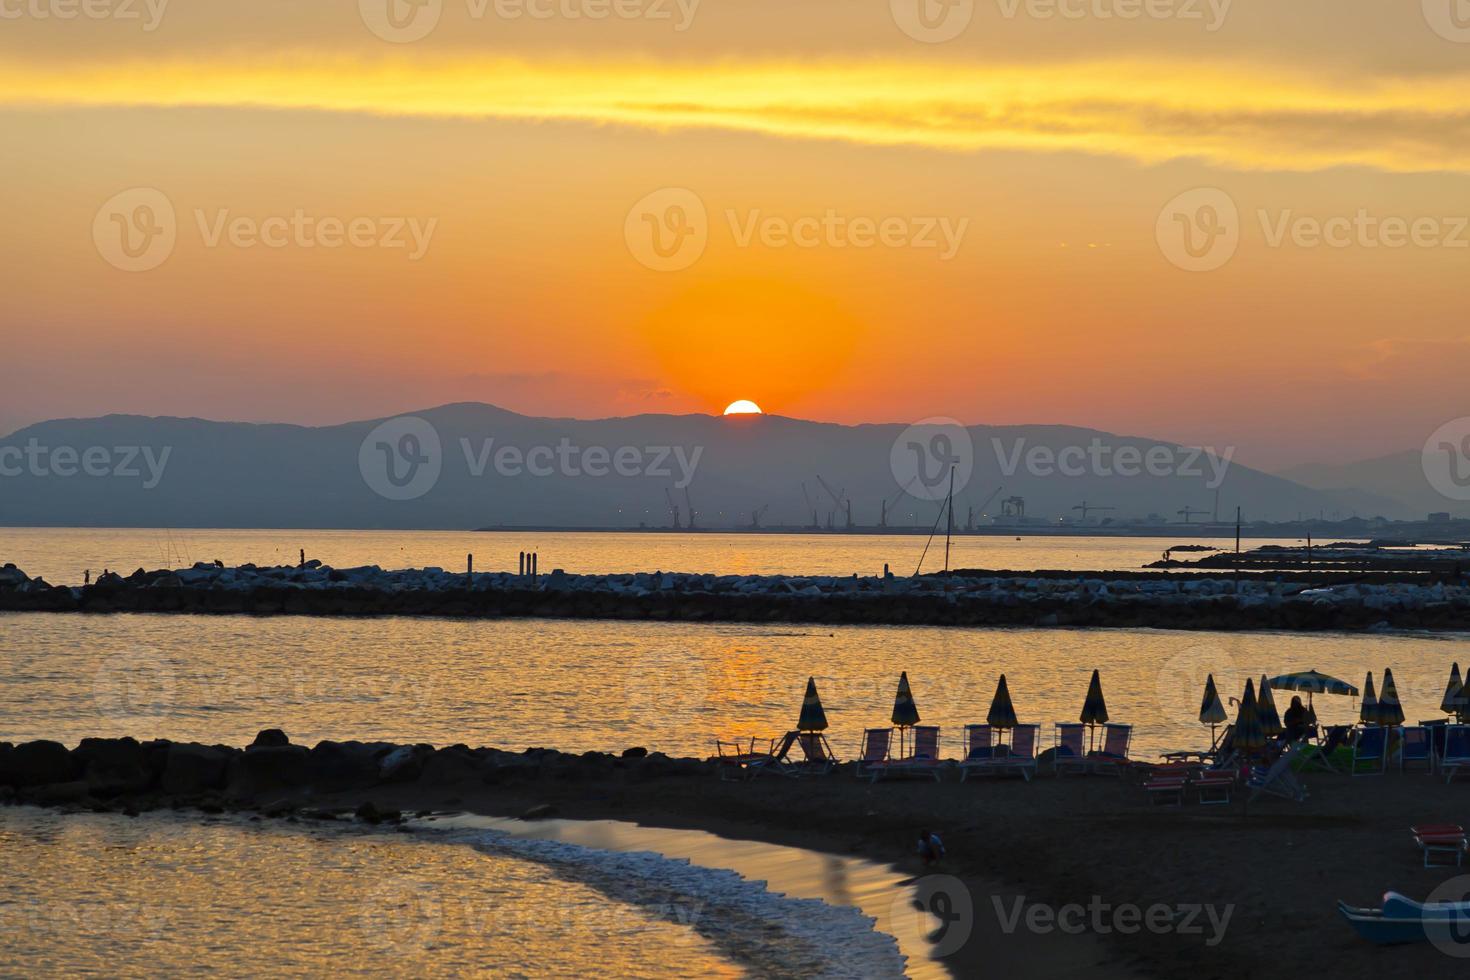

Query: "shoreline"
(5, 560), (1469, 632)
(5, 732), (1468, 977)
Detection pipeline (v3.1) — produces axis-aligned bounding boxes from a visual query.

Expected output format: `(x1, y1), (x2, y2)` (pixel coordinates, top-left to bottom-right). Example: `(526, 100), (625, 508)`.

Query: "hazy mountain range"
(0, 404), (1437, 529)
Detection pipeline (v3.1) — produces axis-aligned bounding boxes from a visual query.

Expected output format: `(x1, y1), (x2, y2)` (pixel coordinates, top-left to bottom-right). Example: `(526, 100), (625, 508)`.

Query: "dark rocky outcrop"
(0, 740), (78, 787)
(160, 743), (234, 795)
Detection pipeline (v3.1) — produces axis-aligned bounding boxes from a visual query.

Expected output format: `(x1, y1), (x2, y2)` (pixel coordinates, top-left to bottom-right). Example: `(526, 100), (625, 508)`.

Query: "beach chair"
(1194, 769), (1235, 805)
(1089, 723), (1132, 776)
(1400, 725), (1433, 774)
(1053, 723), (1088, 775)
(1143, 772), (1187, 806)
(997, 724), (1039, 781)
(1162, 724), (1233, 766)
(876, 726), (945, 782)
(1248, 743), (1308, 803)
(794, 732), (837, 775)
(715, 732), (796, 780)
(855, 728), (892, 780)
(1443, 725), (1470, 783)
(1351, 726), (1387, 776)
(1411, 823), (1467, 868)
(1299, 724), (1350, 774)
(958, 724), (995, 781)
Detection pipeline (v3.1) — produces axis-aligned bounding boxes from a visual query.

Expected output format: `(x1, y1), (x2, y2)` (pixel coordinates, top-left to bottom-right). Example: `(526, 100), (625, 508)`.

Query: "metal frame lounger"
(968, 724), (1039, 782)
(795, 731), (837, 776)
(958, 724), (995, 781)
(855, 728), (893, 780)
(1089, 723), (1132, 776)
(1400, 725), (1433, 774)
(1053, 723), (1089, 775)
(1350, 725), (1387, 777)
(1194, 770), (1235, 805)
(1443, 725), (1470, 783)
(874, 725), (945, 783)
(1248, 743), (1308, 802)
(1411, 824), (1467, 868)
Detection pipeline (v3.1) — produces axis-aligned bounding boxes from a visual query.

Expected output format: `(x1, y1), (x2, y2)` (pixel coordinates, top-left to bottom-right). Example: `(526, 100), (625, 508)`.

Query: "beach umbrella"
(1199, 674), (1227, 744)
(1256, 673), (1284, 739)
(1441, 663), (1467, 722)
(1080, 669), (1108, 751)
(796, 676), (828, 732)
(1378, 668), (1405, 727)
(1267, 669), (1357, 713)
(1233, 678), (1266, 756)
(1359, 672), (1378, 727)
(987, 674), (1019, 739)
(891, 671), (920, 755)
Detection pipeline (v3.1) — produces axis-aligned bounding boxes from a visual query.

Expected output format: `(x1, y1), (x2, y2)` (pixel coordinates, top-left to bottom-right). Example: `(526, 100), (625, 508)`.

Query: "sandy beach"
(6, 734), (1468, 978)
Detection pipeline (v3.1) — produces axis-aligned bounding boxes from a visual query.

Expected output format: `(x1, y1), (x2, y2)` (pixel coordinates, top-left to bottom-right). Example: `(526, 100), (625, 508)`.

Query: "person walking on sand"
(917, 829), (945, 867)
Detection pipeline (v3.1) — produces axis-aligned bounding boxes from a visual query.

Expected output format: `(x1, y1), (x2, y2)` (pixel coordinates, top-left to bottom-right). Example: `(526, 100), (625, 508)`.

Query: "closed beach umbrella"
(1441, 663), (1466, 721)
(987, 674), (1019, 731)
(1378, 668), (1405, 727)
(1200, 674), (1227, 743)
(1233, 678), (1266, 755)
(1359, 672), (1378, 727)
(1080, 669), (1108, 751)
(797, 676), (828, 732)
(891, 671), (921, 728)
(1256, 674), (1283, 738)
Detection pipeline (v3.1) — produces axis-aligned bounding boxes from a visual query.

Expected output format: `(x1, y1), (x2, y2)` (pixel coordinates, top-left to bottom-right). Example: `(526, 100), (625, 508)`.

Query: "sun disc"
(723, 399), (763, 416)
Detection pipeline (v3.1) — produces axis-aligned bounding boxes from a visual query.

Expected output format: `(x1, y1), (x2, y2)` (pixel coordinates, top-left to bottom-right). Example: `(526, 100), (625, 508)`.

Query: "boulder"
(379, 744), (434, 783)
(420, 747), (480, 785)
(73, 737), (152, 795)
(621, 746), (648, 759)
(227, 745), (309, 797)
(160, 743), (232, 795)
(250, 729), (291, 748)
(306, 741), (383, 791)
(0, 740), (77, 787)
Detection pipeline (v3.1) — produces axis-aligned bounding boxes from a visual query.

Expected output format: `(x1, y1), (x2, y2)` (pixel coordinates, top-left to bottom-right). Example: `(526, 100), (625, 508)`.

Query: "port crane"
(684, 488), (696, 530)
(800, 483), (820, 529)
(1001, 496), (1026, 517)
(966, 485), (1004, 529)
(1072, 501), (1116, 523)
(816, 475), (853, 529)
(1177, 506), (1208, 525)
(749, 504), (770, 528)
(664, 489), (682, 529)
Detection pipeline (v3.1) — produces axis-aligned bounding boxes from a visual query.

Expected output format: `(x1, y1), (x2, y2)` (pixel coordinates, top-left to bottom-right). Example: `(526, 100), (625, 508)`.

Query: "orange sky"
(1, 1), (1468, 468)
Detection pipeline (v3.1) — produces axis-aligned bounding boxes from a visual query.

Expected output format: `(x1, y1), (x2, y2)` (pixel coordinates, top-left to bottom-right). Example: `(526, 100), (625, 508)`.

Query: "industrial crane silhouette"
(816, 475), (852, 529)
(664, 489), (681, 529)
(749, 504), (770, 528)
(1177, 506), (1209, 524)
(1072, 501), (1116, 523)
(1001, 496), (1026, 517)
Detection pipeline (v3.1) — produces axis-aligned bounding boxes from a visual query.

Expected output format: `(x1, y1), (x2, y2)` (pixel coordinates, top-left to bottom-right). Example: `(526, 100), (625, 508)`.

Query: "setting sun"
(723, 400), (763, 416)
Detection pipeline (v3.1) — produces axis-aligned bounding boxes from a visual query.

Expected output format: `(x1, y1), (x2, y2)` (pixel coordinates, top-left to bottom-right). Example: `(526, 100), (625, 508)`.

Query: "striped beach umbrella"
(1080, 669), (1108, 751)
(1256, 674), (1284, 739)
(1267, 669), (1357, 699)
(1200, 674), (1227, 744)
(891, 671), (921, 728)
(1359, 672), (1378, 726)
(1441, 663), (1466, 721)
(987, 674), (1019, 731)
(1233, 678), (1266, 755)
(1378, 668), (1405, 727)
(797, 676), (828, 732)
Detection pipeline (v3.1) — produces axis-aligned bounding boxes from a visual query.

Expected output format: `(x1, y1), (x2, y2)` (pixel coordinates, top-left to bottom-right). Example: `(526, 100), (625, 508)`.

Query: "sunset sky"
(2, 1), (1467, 469)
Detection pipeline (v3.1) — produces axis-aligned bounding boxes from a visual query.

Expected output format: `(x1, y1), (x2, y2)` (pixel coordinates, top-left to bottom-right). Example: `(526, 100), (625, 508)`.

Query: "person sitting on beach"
(1283, 696), (1311, 743)
(917, 829), (945, 867)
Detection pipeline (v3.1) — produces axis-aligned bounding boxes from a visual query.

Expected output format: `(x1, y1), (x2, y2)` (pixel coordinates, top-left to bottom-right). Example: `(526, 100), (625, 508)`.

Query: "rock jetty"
(2, 560), (1468, 631)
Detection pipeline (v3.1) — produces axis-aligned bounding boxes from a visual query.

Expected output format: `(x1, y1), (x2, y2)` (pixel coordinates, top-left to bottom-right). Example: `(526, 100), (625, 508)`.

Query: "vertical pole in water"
(519, 551), (525, 577)
(944, 467), (955, 574)
(1234, 507), (1242, 594)
(467, 553), (473, 583)
(299, 548), (305, 568)
(1307, 534), (1313, 573)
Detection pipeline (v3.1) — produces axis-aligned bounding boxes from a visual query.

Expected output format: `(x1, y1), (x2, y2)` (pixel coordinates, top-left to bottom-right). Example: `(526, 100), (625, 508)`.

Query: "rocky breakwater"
(0, 729), (706, 821)
(2, 560), (1469, 631)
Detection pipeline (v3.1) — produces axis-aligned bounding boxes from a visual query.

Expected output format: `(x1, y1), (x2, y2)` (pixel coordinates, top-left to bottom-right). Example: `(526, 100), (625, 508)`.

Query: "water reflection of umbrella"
(1378, 668), (1405, 727)
(987, 674), (1018, 749)
(891, 672), (920, 757)
(1441, 663), (1467, 722)
(1359, 672), (1378, 727)
(797, 676), (828, 732)
(1257, 674), (1283, 739)
(1234, 678), (1266, 756)
(1080, 669), (1108, 752)
(1200, 674), (1228, 745)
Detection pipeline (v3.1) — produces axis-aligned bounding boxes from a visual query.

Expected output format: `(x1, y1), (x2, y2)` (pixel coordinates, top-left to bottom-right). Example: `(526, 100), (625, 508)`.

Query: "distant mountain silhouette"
(1279, 450), (1459, 520)
(0, 404), (1406, 528)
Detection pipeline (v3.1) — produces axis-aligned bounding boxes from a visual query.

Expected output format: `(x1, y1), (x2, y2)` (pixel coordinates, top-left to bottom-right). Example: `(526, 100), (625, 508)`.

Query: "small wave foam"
(471, 830), (908, 979)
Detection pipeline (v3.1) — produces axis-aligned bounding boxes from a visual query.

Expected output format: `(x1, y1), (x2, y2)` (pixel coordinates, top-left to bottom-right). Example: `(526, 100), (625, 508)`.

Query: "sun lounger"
(1053, 723), (1088, 775)
(1411, 823), (1467, 868)
(1248, 743), (1308, 802)
(874, 725), (946, 782)
(1351, 725), (1388, 776)
(855, 728), (893, 780)
(1194, 770), (1235, 805)
(715, 732), (797, 780)
(1089, 723), (1132, 775)
(1299, 724), (1350, 774)
(794, 732), (837, 775)
(959, 724), (994, 781)
(1443, 725), (1470, 783)
(1400, 726), (1433, 774)
(1144, 773), (1187, 806)
(966, 723), (1039, 782)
